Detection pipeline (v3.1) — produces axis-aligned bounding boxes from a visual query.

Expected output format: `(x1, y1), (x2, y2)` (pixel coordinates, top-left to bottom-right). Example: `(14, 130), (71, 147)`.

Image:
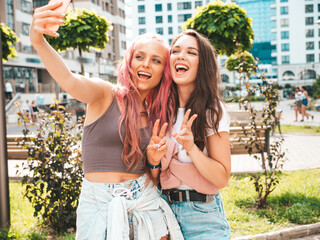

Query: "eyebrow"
(172, 45), (199, 52)
(135, 50), (164, 60)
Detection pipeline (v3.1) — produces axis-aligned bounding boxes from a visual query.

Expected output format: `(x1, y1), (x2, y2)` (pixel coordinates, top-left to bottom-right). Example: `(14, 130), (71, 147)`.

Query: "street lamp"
(0, 24), (11, 230)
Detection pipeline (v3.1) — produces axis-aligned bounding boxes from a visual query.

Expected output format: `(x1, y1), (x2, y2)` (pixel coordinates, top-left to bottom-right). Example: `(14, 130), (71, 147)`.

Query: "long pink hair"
(116, 33), (174, 170)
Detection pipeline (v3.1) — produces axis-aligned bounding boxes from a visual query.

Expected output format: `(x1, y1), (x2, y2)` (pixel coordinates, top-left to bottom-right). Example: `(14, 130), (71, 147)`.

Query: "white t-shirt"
(171, 102), (230, 189)
(5, 82), (13, 92)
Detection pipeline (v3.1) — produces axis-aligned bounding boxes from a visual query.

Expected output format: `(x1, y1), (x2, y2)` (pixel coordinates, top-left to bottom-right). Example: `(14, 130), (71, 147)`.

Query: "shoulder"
(206, 101), (230, 136)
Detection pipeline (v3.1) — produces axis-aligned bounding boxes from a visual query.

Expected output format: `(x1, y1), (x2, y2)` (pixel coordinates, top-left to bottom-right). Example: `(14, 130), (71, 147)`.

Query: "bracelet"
(146, 161), (161, 169)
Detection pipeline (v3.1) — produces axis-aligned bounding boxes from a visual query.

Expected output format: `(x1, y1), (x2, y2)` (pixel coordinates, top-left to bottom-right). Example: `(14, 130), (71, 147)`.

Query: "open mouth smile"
(138, 71), (152, 80)
(175, 64), (189, 73)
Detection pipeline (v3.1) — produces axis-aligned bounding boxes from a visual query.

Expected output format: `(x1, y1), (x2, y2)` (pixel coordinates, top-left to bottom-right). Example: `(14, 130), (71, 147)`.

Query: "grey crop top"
(82, 96), (150, 174)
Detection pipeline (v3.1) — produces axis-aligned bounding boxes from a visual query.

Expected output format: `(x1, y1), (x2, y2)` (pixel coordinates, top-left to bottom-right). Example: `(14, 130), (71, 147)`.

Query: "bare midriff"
(84, 172), (144, 183)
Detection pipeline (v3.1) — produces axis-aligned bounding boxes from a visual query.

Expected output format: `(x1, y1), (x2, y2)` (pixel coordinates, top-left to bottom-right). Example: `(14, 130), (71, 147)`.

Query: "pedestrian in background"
(31, 100), (40, 123)
(5, 80), (13, 102)
(294, 87), (302, 122)
(301, 86), (314, 122)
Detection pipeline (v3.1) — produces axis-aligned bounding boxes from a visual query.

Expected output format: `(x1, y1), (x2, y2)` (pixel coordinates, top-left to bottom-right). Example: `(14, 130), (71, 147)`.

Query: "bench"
(7, 135), (31, 160)
(229, 126), (271, 156)
(228, 110), (282, 135)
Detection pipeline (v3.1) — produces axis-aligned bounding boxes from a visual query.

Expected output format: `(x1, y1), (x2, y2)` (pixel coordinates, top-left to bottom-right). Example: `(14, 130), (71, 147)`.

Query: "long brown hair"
(171, 29), (223, 150)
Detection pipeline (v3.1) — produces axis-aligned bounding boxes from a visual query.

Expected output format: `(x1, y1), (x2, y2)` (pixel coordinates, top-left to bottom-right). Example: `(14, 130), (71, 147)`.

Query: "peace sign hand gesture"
(146, 120), (168, 166)
(172, 109), (197, 152)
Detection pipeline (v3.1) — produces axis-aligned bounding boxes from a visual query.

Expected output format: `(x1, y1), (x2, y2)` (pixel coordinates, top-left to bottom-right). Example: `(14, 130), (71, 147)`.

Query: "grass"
(278, 125), (320, 134)
(1, 169), (320, 239)
(221, 168), (320, 238)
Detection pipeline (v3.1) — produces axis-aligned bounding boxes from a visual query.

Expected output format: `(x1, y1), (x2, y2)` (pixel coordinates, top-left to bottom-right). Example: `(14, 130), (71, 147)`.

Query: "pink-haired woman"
(30, 2), (183, 239)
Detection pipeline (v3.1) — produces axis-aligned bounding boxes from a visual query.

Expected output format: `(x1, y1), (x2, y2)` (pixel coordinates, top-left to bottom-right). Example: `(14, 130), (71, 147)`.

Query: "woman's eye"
(136, 55), (143, 59)
(188, 51), (197, 55)
(171, 50), (178, 54)
(153, 59), (161, 64)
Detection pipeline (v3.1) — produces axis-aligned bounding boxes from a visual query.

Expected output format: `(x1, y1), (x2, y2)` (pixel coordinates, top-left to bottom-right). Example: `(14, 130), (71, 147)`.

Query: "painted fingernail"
(55, 33), (59, 37)
(59, 20), (64, 23)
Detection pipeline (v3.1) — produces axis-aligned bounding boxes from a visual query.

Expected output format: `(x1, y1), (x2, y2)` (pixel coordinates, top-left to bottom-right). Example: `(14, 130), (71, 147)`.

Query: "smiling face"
(130, 38), (167, 97)
(170, 35), (199, 90)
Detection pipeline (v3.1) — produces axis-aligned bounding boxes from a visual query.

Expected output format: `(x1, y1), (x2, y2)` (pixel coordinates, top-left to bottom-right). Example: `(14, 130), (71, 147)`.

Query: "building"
(1, 0), (125, 97)
(271, 0), (319, 87)
(128, 0), (216, 46)
(236, 0), (276, 65)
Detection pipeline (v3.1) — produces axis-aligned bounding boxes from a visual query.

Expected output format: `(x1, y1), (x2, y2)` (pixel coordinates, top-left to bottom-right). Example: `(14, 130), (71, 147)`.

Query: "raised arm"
(172, 109), (231, 189)
(30, 1), (112, 104)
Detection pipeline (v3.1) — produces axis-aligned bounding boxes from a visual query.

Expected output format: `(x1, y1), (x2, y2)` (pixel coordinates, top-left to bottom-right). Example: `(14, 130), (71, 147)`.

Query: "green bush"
(18, 100), (83, 233)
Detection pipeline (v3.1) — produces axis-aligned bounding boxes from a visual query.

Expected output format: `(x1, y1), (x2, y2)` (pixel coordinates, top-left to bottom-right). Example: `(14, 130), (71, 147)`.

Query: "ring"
(157, 148), (161, 151)
(156, 144), (161, 148)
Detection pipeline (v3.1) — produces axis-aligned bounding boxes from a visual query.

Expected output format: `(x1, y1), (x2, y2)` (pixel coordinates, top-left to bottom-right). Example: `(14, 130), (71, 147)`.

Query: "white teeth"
(138, 71), (151, 77)
(175, 64), (189, 71)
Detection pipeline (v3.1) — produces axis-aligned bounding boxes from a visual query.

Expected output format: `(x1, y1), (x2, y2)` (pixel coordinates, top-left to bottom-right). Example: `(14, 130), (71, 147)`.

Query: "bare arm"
(30, 2), (112, 104)
(186, 132), (231, 189)
(173, 110), (231, 189)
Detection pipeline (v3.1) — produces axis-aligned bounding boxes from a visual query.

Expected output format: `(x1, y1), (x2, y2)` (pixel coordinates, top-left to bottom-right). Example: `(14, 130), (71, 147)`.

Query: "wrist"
(146, 160), (161, 169)
(186, 143), (197, 154)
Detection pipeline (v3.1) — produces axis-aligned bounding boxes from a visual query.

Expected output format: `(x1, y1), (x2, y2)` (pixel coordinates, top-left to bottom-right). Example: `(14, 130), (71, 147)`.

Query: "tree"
(311, 76), (320, 99)
(45, 8), (111, 75)
(1, 23), (18, 61)
(183, 1), (254, 56)
(225, 51), (257, 78)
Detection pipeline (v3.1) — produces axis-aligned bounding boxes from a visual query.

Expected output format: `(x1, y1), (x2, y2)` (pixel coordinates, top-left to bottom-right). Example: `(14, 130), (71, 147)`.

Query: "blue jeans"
(163, 191), (231, 240)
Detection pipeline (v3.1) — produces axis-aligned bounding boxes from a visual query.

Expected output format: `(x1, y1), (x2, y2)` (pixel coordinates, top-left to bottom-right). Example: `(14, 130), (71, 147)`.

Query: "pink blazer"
(160, 137), (219, 195)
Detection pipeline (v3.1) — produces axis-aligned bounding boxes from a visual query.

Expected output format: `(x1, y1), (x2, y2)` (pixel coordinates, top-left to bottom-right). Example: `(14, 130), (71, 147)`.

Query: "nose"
(142, 58), (151, 67)
(177, 50), (185, 60)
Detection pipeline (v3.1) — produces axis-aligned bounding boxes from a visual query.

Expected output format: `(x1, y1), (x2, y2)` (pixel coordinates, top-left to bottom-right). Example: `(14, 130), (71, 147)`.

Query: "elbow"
(209, 172), (230, 189)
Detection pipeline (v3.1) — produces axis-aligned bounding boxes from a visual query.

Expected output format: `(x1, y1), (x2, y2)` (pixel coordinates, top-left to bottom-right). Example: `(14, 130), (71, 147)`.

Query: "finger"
(152, 119), (160, 137)
(186, 114), (197, 129)
(158, 122), (168, 139)
(158, 138), (166, 146)
(35, 1), (63, 13)
(178, 128), (189, 136)
(36, 10), (66, 19)
(171, 132), (177, 138)
(34, 27), (59, 37)
(38, 18), (64, 26)
(159, 145), (167, 153)
(181, 109), (191, 130)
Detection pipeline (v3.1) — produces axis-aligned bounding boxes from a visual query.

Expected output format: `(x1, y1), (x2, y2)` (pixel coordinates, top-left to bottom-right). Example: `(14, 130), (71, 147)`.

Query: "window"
(282, 55), (290, 64)
(280, 0), (288, 2)
(155, 16), (163, 23)
(139, 28), (146, 35)
(178, 14), (192, 22)
(21, 0), (32, 14)
(305, 4), (313, 13)
(195, 1), (202, 8)
(280, 19), (289, 27)
(281, 43), (289, 51)
(22, 23), (30, 35)
(306, 29), (314, 38)
(318, 4), (320, 12)
(138, 17), (146, 25)
(156, 27), (163, 35)
(306, 54), (314, 62)
(33, 0), (49, 8)
(318, 41), (320, 49)
(306, 42), (314, 50)
(168, 15), (172, 23)
(169, 39), (172, 45)
(281, 31), (289, 39)
(22, 45), (32, 53)
(177, 2), (192, 10)
(167, 3), (172, 11)
(280, 6), (288, 15)
(305, 17), (314, 25)
(155, 4), (162, 12)
(138, 5), (145, 13)
(168, 27), (173, 35)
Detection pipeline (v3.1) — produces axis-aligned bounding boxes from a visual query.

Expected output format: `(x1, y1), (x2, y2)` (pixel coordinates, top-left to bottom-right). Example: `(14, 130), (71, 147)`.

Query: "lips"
(175, 63), (189, 73)
(137, 71), (152, 80)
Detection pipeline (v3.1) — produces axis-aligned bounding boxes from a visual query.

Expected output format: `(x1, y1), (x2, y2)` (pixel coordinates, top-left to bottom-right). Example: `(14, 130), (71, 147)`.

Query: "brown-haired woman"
(300, 86), (314, 121)
(159, 29), (231, 239)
